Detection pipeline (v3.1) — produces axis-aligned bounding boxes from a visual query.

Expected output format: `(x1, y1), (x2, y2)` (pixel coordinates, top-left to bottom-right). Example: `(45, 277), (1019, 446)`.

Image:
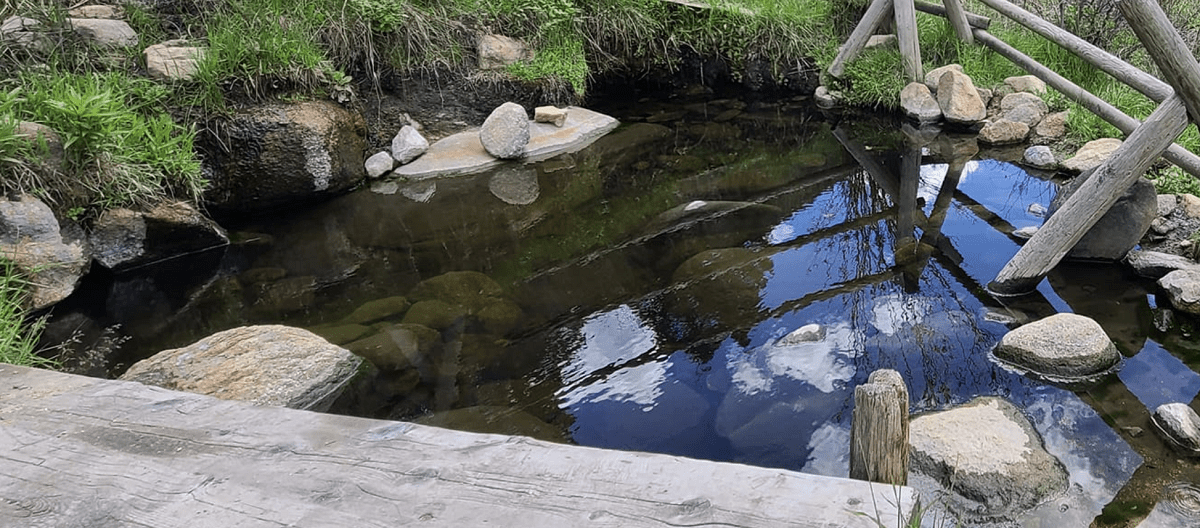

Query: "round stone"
(994, 313), (1120, 379)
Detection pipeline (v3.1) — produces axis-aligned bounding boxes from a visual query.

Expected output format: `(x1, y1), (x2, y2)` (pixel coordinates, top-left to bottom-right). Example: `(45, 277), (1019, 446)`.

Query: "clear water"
(48, 95), (1200, 526)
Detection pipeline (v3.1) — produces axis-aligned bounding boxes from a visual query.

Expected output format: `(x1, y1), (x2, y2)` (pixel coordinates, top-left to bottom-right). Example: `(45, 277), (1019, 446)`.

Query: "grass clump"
(0, 259), (56, 369)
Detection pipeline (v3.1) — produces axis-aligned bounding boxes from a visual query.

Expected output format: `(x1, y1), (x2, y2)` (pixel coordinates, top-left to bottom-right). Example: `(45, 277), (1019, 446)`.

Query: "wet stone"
(1152, 403), (1200, 455)
(340, 296), (411, 326)
(994, 313), (1120, 380)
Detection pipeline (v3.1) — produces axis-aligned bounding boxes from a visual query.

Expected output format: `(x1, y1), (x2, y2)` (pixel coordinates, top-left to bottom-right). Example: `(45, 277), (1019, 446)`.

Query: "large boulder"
(1048, 169), (1156, 260)
(89, 201), (228, 270)
(119, 325), (362, 411)
(1159, 269), (1200, 316)
(0, 194), (89, 310)
(203, 100), (367, 215)
(937, 69), (987, 125)
(900, 82), (942, 124)
(910, 397), (1068, 517)
(1063, 138), (1122, 173)
(994, 313), (1120, 380)
(479, 102), (529, 160)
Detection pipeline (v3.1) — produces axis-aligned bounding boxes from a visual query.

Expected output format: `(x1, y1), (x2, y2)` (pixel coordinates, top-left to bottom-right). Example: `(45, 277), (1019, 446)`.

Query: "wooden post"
(893, 0), (923, 82)
(1119, 0), (1200, 127)
(974, 0), (1174, 103)
(973, 29), (1200, 180)
(989, 95), (1191, 295)
(914, 0), (990, 29)
(850, 370), (909, 485)
(941, 0), (974, 43)
(829, 0), (896, 79)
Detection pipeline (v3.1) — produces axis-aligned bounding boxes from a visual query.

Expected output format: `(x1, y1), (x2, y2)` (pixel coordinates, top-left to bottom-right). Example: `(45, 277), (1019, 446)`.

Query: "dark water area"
(44, 92), (1200, 526)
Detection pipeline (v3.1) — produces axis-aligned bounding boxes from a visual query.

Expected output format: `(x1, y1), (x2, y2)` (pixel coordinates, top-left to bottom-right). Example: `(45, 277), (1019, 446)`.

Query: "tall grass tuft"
(0, 260), (56, 369)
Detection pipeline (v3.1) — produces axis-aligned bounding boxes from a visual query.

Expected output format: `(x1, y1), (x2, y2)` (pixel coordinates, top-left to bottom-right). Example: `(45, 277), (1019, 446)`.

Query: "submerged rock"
(994, 313), (1120, 380)
(1152, 403), (1200, 455)
(120, 325), (362, 411)
(344, 323), (440, 372)
(910, 397), (1068, 517)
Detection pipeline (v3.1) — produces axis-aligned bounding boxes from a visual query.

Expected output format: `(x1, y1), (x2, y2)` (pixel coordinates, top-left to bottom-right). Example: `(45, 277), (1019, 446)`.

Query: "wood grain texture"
(914, 1), (990, 29)
(893, 0), (923, 82)
(1119, 0), (1200, 127)
(973, 29), (1200, 179)
(0, 365), (917, 528)
(829, 0), (895, 78)
(974, 0), (1173, 102)
(940, 0), (974, 43)
(990, 95), (1190, 295)
(850, 370), (909, 486)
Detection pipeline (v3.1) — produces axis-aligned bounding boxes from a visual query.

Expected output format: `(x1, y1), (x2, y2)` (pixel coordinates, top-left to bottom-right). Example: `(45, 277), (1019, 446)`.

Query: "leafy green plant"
(1150, 166), (1200, 197)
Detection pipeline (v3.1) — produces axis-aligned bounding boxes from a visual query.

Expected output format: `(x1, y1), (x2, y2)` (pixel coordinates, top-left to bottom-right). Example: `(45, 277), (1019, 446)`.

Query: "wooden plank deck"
(0, 365), (917, 527)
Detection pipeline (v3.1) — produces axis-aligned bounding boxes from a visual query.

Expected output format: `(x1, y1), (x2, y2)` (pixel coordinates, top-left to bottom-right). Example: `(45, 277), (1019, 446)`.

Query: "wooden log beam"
(850, 370), (909, 486)
(941, 0), (975, 43)
(972, 29), (1200, 180)
(914, 1), (990, 29)
(829, 0), (895, 79)
(973, 0), (1174, 102)
(1119, 0), (1200, 127)
(894, 0), (923, 82)
(989, 94), (1190, 295)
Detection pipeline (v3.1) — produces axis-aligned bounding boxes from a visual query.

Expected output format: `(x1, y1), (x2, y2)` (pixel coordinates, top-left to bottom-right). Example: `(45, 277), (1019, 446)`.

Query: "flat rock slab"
(395, 106), (619, 180)
(0, 365), (914, 528)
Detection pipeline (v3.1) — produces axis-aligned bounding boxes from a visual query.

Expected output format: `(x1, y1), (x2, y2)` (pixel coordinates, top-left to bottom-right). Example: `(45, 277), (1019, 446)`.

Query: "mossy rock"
(339, 296), (411, 326)
(307, 323), (373, 345)
(475, 299), (523, 335)
(344, 323), (440, 371)
(402, 299), (469, 330)
(408, 271), (505, 313)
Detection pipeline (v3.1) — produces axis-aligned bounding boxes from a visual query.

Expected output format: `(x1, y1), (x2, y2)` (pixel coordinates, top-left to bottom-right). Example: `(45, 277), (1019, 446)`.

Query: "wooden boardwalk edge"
(0, 365), (917, 527)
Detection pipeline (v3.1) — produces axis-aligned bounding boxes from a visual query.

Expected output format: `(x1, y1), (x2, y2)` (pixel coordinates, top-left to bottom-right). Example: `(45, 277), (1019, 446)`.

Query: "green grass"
(0, 260), (56, 369)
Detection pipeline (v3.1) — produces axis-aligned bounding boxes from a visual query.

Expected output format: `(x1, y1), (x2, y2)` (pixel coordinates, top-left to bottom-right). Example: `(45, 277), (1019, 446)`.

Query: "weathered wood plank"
(974, 0), (1174, 103)
(0, 365), (916, 528)
(972, 29), (1200, 180)
(829, 0), (896, 79)
(1119, 0), (1200, 127)
(990, 94), (1190, 295)
(850, 370), (909, 486)
(914, 0), (990, 29)
(941, 0), (974, 43)
(894, 0), (923, 82)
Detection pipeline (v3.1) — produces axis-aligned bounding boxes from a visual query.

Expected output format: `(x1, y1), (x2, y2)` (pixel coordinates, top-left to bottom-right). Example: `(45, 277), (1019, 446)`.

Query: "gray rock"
(1000, 92), (1049, 127)
(1152, 402), (1200, 454)
(1014, 226), (1039, 239)
(910, 397), (1068, 516)
(1158, 194), (1178, 218)
(143, 40), (205, 81)
(1, 16), (50, 53)
(390, 125), (428, 164)
(479, 102), (530, 160)
(994, 313), (1120, 379)
(488, 166), (540, 205)
(1023, 145), (1056, 168)
(203, 100), (366, 214)
(865, 34), (897, 49)
(534, 106), (567, 127)
(1125, 250), (1200, 279)
(1181, 193), (1200, 219)
(1028, 203), (1047, 217)
(777, 324), (824, 345)
(68, 5), (122, 18)
(1005, 75), (1047, 94)
(477, 34), (532, 70)
(814, 86), (841, 109)
(1034, 110), (1068, 139)
(924, 64), (964, 93)
(68, 18), (137, 47)
(978, 119), (1029, 145)
(1063, 137), (1122, 173)
(0, 194), (89, 310)
(119, 325), (362, 411)
(89, 201), (227, 270)
(1160, 269), (1200, 315)
(13, 121), (64, 174)
(937, 69), (987, 124)
(1048, 170), (1156, 260)
(976, 87), (994, 108)
(900, 82), (943, 124)
(364, 151), (395, 178)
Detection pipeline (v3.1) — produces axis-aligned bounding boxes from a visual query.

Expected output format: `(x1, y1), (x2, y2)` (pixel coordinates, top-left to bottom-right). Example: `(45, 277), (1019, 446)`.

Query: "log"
(829, 0), (895, 79)
(972, 29), (1200, 180)
(0, 365), (918, 528)
(974, 0), (1173, 103)
(850, 370), (910, 486)
(941, 0), (974, 43)
(894, 0), (923, 82)
(914, 0), (990, 29)
(989, 94), (1190, 295)
(1119, 0), (1200, 126)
